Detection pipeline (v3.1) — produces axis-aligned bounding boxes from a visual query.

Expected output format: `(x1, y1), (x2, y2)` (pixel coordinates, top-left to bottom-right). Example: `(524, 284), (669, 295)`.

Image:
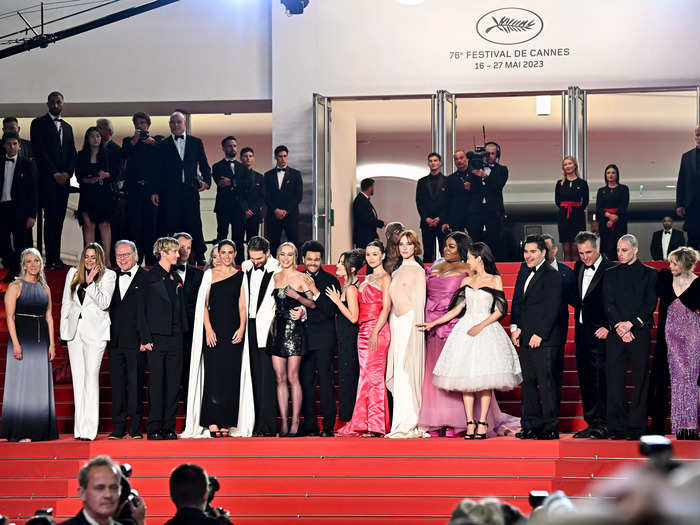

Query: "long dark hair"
(447, 231), (472, 262)
(469, 242), (499, 276)
(365, 240), (385, 274)
(81, 126), (102, 153)
(340, 248), (365, 283)
(604, 164), (620, 185)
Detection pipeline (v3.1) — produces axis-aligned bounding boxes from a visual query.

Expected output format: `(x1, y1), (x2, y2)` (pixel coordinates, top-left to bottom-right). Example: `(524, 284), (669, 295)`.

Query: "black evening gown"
(596, 184), (629, 261)
(336, 293), (359, 422)
(267, 289), (305, 357)
(0, 280), (58, 441)
(555, 178), (589, 242)
(200, 272), (244, 428)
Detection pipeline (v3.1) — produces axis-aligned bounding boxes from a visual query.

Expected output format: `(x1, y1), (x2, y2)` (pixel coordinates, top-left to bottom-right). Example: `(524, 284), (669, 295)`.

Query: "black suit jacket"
(121, 136), (159, 194)
(0, 155), (37, 220)
(29, 113), (76, 178)
(676, 147), (699, 210)
(165, 508), (221, 525)
(513, 263), (562, 347)
(603, 259), (658, 333)
(511, 260), (571, 335)
(470, 163), (508, 215)
(59, 510), (123, 525)
(352, 192), (383, 247)
(109, 266), (147, 348)
(263, 166), (303, 216)
(446, 169), (472, 231)
(212, 158), (250, 215)
(136, 266), (189, 343)
(103, 139), (122, 185)
(570, 256), (616, 345)
(415, 173), (449, 226)
(650, 229), (686, 260)
(304, 268), (340, 351)
(246, 168), (265, 222)
(18, 138), (33, 160)
(182, 264), (203, 326)
(156, 135), (211, 195)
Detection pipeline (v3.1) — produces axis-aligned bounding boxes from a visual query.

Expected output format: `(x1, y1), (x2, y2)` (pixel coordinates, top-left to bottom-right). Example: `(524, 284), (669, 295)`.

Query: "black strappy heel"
(465, 421), (476, 440)
(475, 421), (488, 439)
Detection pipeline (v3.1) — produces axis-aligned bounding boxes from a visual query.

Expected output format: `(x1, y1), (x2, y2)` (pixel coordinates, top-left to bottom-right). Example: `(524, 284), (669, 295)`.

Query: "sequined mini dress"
(266, 288), (305, 357)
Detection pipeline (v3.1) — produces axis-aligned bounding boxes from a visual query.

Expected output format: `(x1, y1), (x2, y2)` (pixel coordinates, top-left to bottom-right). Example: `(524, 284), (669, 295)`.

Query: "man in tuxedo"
(2, 117), (33, 159)
(603, 234), (657, 440)
(108, 240), (147, 439)
(444, 149), (472, 234)
(676, 125), (700, 249)
(570, 231), (615, 439)
(243, 236), (280, 436)
(416, 152), (449, 263)
(122, 112), (159, 265)
(173, 232), (204, 401)
(0, 132), (37, 282)
(650, 216), (686, 260)
(30, 91), (76, 269)
(510, 235), (563, 440)
(263, 145), (303, 254)
(468, 142), (508, 258)
(153, 111), (211, 264)
(137, 237), (188, 440)
(212, 136), (251, 263)
(352, 177), (384, 248)
(240, 146), (265, 250)
(299, 240), (340, 436)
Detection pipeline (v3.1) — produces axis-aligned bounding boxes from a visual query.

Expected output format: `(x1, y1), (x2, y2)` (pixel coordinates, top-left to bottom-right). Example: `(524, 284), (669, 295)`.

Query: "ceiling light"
(397, 0), (425, 5)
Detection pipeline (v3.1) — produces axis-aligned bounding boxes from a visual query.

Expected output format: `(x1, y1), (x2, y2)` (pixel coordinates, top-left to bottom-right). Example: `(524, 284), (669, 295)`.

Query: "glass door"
(312, 93), (332, 261)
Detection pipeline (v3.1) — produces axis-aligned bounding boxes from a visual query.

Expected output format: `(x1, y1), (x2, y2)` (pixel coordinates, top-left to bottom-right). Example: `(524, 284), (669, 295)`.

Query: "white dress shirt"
(662, 230), (672, 260)
(52, 115), (63, 144)
(177, 265), (187, 284)
(248, 266), (265, 319)
(173, 132), (186, 183)
(579, 254), (603, 323)
(82, 509), (114, 525)
(117, 266), (136, 298)
(1, 154), (17, 202)
(276, 168), (285, 189)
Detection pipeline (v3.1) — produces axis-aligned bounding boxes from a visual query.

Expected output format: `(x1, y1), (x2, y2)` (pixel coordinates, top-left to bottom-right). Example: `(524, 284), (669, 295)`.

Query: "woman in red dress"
(338, 240), (392, 437)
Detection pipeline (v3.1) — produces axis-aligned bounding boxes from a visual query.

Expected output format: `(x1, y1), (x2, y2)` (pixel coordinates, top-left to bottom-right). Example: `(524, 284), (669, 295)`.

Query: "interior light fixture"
(536, 95), (551, 116)
(397, 0), (425, 5)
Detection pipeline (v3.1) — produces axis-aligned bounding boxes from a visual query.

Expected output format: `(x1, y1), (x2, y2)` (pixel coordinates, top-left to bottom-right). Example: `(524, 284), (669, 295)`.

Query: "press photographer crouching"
(165, 464), (232, 525)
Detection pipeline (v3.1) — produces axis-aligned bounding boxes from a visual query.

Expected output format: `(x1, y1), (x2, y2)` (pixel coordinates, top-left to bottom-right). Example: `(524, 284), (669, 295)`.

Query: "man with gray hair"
(59, 455), (123, 525)
(153, 111), (211, 265)
(108, 240), (147, 439)
(602, 234), (658, 440)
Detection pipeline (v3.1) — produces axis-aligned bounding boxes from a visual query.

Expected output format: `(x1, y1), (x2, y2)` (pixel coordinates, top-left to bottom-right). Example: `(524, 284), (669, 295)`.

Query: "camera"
(25, 509), (54, 525)
(204, 476), (232, 524)
(115, 463), (142, 524)
(138, 130), (149, 140)
(466, 147), (488, 172)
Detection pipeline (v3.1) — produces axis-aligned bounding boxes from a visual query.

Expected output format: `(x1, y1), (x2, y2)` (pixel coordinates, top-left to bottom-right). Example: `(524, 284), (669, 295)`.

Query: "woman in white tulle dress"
(418, 242), (522, 439)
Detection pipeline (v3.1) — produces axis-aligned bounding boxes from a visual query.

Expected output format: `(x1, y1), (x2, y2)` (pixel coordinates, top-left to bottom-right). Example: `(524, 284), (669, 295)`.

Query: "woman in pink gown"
(338, 241), (392, 437)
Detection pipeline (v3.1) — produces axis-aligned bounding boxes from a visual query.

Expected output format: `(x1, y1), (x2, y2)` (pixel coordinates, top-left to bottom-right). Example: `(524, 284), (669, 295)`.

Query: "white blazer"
(241, 256), (279, 348)
(60, 267), (116, 342)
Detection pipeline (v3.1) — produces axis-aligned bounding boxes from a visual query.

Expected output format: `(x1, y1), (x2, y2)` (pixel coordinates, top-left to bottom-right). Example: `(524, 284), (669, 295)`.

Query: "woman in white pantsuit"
(60, 243), (116, 440)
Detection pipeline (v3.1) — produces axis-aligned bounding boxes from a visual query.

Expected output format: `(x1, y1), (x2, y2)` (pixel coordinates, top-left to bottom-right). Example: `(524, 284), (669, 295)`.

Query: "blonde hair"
(399, 229), (423, 256)
(70, 243), (106, 295)
(153, 237), (179, 260)
(18, 247), (48, 288)
(276, 241), (298, 263)
(668, 246), (700, 271)
(560, 155), (579, 184)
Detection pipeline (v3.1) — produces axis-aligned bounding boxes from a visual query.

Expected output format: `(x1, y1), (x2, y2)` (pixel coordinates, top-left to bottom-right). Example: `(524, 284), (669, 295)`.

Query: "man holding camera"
(166, 464), (231, 525)
(468, 142), (508, 258)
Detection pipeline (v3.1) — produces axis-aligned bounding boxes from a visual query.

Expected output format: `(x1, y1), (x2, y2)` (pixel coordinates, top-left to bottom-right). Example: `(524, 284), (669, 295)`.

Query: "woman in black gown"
(0, 248), (58, 442)
(596, 164), (629, 261)
(326, 248), (365, 422)
(201, 240), (246, 437)
(555, 156), (589, 261)
(76, 126), (114, 264)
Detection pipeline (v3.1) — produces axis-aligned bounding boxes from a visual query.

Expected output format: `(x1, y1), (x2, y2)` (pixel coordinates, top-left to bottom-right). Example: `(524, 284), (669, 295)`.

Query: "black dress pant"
(469, 212), (502, 258)
(110, 345), (146, 435)
(575, 326), (607, 428)
(267, 212), (299, 255)
(606, 329), (651, 435)
(519, 345), (558, 433)
(128, 185), (157, 265)
(248, 319), (278, 435)
(300, 346), (336, 434)
(647, 339), (670, 433)
(216, 209), (246, 265)
(147, 332), (183, 433)
(0, 203), (29, 276)
(420, 225), (447, 263)
(40, 181), (69, 264)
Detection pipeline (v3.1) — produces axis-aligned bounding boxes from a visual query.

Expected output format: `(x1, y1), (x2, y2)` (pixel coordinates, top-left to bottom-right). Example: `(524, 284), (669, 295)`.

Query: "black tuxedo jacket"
(650, 229), (686, 260)
(156, 135), (211, 195)
(182, 264), (203, 325)
(676, 147), (699, 210)
(165, 508), (221, 525)
(512, 260), (572, 334)
(513, 263), (562, 347)
(18, 138), (33, 160)
(29, 113), (76, 178)
(446, 169), (473, 231)
(0, 155), (37, 220)
(570, 256), (616, 344)
(103, 139), (122, 184)
(121, 136), (159, 193)
(136, 266), (189, 343)
(469, 163), (508, 215)
(109, 266), (147, 348)
(415, 173), (449, 225)
(263, 166), (303, 215)
(352, 192), (383, 247)
(603, 260), (657, 332)
(212, 158), (250, 214)
(246, 168), (265, 222)
(304, 268), (340, 351)
(59, 510), (123, 525)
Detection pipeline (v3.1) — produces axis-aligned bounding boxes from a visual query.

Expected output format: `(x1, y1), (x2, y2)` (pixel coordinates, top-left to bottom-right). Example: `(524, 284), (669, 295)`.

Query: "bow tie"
(117, 269), (133, 277)
(52, 117), (62, 122)
(173, 135), (184, 141)
(584, 264), (596, 271)
(174, 264), (186, 272)
(253, 266), (264, 272)
(5, 157), (15, 162)
(277, 169), (285, 173)
(664, 231), (671, 235)
(529, 266), (538, 275)
(227, 159), (236, 164)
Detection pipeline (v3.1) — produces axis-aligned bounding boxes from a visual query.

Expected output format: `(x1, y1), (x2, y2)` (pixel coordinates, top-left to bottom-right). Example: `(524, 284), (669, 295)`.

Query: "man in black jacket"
(570, 231), (616, 439)
(2, 117), (33, 159)
(0, 132), (37, 282)
(299, 240), (340, 436)
(122, 112), (159, 265)
(444, 149), (472, 235)
(165, 464), (231, 525)
(352, 177), (384, 248)
(263, 145), (303, 254)
(153, 111), (211, 264)
(240, 147), (265, 252)
(137, 237), (189, 440)
(510, 235), (563, 440)
(650, 216), (686, 260)
(108, 240), (147, 439)
(675, 125), (700, 248)
(416, 152), (449, 262)
(603, 234), (658, 440)
(30, 91), (76, 269)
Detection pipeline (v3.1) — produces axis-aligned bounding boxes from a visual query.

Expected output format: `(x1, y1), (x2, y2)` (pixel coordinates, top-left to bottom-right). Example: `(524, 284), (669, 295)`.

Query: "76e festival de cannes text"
(449, 47), (571, 70)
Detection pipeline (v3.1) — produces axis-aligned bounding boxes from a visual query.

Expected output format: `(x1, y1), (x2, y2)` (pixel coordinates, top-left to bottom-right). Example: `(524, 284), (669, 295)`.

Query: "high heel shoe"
(475, 421), (489, 439)
(465, 421), (476, 440)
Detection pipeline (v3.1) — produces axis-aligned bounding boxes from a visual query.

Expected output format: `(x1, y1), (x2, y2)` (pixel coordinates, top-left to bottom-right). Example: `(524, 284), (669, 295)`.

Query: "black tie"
(664, 231), (671, 235)
(5, 157), (15, 162)
(253, 266), (264, 273)
(174, 135), (184, 141)
(174, 264), (186, 272)
(529, 266), (538, 275)
(117, 269), (133, 277)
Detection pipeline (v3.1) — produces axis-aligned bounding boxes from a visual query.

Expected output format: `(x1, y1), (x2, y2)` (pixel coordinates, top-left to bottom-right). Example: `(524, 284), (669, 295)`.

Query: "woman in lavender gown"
(658, 247), (700, 440)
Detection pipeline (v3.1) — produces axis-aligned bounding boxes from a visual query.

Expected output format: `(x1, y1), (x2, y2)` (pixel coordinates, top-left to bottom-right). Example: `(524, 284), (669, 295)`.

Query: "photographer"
(468, 142), (508, 259)
(166, 464), (231, 525)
